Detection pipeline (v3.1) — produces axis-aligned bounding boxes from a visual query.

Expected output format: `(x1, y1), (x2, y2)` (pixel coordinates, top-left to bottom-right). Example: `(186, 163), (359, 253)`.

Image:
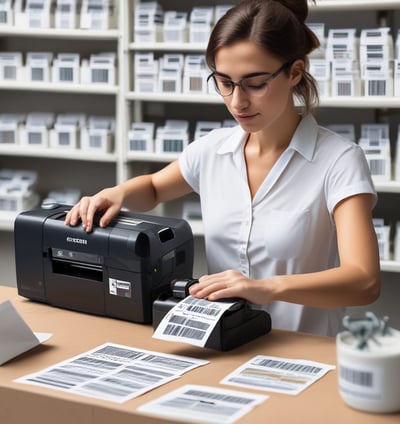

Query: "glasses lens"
(241, 75), (271, 96)
(212, 76), (234, 96)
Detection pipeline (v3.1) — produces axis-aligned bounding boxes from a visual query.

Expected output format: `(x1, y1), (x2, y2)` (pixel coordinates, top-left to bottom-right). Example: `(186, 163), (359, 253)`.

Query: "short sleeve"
(178, 137), (205, 194)
(325, 143), (377, 214)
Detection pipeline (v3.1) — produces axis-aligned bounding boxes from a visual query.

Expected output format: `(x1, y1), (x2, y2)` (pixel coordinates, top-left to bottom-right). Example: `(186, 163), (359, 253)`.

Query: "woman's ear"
(289, 59), (305, 87)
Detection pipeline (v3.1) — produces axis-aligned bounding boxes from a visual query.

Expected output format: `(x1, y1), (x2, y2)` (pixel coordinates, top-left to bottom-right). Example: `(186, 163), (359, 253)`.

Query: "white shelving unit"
(1, 0), (400, 279)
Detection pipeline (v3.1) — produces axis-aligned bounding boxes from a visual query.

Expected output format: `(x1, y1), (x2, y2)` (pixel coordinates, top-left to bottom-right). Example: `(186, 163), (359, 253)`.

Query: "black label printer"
(14, 205), (193, 324)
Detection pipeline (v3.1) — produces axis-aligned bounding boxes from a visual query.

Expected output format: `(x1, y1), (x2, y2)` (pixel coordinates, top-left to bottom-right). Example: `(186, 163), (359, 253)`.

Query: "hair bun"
(275, 0), (311, 24)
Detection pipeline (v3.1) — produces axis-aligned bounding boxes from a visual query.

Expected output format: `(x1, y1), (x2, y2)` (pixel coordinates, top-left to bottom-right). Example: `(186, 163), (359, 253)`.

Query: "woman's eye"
(246, 81), (267, 90)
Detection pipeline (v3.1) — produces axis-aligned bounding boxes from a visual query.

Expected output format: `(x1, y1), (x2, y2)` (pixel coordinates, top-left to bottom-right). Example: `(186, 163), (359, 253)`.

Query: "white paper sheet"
(138, 384), (268, 423)
(0, 299), (52, 365)
(153, 295), (236, 347)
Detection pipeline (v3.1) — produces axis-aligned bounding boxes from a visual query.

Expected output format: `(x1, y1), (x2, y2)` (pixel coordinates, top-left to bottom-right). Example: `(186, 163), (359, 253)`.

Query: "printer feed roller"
(14, 204), (194, 324)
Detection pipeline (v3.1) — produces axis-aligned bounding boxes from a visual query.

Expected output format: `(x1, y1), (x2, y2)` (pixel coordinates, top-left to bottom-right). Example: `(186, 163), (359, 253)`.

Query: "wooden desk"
(0, 285), (399, 424)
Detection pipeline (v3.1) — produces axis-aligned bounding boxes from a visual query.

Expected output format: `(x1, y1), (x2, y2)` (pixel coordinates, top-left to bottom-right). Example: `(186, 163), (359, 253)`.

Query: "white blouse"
(179, 114), (377, 336)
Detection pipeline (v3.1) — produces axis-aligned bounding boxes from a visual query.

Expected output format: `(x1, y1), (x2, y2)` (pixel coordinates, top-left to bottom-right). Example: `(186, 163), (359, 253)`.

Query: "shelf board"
(380, 260), (400, 273)
(373, 181), (400, 193)
(0, 145), (117, 162)
(309, 0), (400, 11)
(126, 152), (179, 162)
(129, 42), (207, 52)
(127, 92), (400, 108)
(0, 27), (119, 40)
(0, 81), (118, 95)
(0, 211), (16, 231)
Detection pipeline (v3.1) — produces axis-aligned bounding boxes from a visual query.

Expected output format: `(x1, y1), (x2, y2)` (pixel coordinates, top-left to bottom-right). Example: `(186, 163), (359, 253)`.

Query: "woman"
(66, 0), (380, 336)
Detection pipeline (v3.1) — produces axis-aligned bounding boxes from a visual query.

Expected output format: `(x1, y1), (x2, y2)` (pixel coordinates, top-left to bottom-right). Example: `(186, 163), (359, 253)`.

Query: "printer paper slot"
(52, 258), (103, 282)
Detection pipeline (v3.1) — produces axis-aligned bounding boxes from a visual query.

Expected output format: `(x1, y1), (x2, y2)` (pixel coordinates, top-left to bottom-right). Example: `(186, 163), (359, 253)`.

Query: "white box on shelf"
(194, 121), (221, 140)
(189, 7), (213, 44)
(55, 0), (79, 29)
(0, 52), (23, 81)
(50, 113), (86, 149)
(80, 0), (116, 30)
(326, 28), (358, 61)
(52, 53), (80, 84)
(307, 23), (326, 59)
(394, 124), (400, 182)
(20, 112), (54, 148)
(359, 123), (391, 182)
(158, 54), (183, 93)
(359, 27), (393, 64)
(134, 1), (163, 43)
(373, 218), (391, 261)
(0, 169), (39, 212)
(309, 59), (330, 97)
(331, 59), (361, 96)
(182, 55), (208, 94)
(81, 115), (115, 152)
(394, 60), (400, 97)
(134, 52), (158, 92)
(163, 11), (187, 43)
(42, 188), (81, 206)
(361, 61), (393, 96)
(0, 0), (13, 25)
(0, 114), (25, 145)
(19, 0), (53, 29)
(326, 124), (356, 143)
(395, 222), (400, 262)
(128, 122), (155, 153)
(25, 52), (53, 83)
(155, 120), (189, 155)
(81, 52), (116, 85)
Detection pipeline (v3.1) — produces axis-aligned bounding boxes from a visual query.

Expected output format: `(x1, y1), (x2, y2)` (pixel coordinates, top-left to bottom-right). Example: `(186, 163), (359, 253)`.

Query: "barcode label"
(3, 66), (16, 80)
(340, 365), (373, 387)
(59, 67), (73, 81)
(28, 132), (42, 145)
(89, 135), (102, 148)
(0, 11), (8, 23)
(367, 80), (386, 96)
(368, 158), (386, 176)
(253, 358), (323, 374)
(58, 132), (70, 146)
(185, 389), (254, 405)
(130, 139), (147, 151)
(91, 69), (109, 83)
(31, 67), (44, 81)
(163, 139), (183, 152)
(164, 323), (206, 340)
(336, 81), (352, 96)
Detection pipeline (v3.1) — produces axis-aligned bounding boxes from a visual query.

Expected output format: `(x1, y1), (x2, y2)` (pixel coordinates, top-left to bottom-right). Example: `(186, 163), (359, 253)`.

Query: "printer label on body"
(109, 278), (132, 298)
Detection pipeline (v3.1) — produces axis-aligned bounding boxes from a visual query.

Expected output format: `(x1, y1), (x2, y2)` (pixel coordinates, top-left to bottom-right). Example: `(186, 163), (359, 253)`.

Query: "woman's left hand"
(189, 269), (271, 304)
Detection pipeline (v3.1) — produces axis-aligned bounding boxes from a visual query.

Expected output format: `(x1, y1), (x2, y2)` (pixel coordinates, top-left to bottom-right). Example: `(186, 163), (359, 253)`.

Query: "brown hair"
(206, 0), (320, 114)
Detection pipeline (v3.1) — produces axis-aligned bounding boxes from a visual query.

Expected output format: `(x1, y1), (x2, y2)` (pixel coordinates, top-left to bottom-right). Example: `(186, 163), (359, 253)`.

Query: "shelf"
(0, 145), (117, 162)
(0, 27), (119, 40)
(126, 152), (179, 162)
(0, 81), (118, 95)
(129, 42), (207, 52)
(380, 260), (400, 273)
(309, 0), (400, 12)
(373, 181), (400, 193)
(0, 211), (16, 231)
(127, 92), (400, 108)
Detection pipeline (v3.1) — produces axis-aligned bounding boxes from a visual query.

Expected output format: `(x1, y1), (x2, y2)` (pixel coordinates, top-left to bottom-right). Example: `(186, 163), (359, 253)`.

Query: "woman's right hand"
(65, 185), (125, 232)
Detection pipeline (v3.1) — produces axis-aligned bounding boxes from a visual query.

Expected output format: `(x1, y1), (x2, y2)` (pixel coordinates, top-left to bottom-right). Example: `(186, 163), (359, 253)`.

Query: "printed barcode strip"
(182, 297), (221, 316)
(4, 66), (16, 80)
(340, 365), (373, 387)
(161, 397), (239, 416)
(28, 132), (42, 144)
(185, 389), (254, 405)
(130, 139), (146, 150)
(59, 132), (70, 145)
(59, 67), (73, 81)
(164, 323), (206, 340)
(337, 82), (352, 96)
(368, 159), (386, 175)
(253, 358), (322, 374)
(31, 67), (44, 81)
(89, 135), (102, 148)
(0, 11), (7, 23)
(92, 69), (109, 83)
(140, 354), (194, 371)
(367, 80), (386, 96)
(170, 314), (209, 330)
(94, 345), (144, 360)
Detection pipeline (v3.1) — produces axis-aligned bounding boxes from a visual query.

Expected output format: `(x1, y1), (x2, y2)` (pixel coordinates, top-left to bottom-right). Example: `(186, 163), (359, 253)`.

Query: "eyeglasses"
(207, 61), (293, 97)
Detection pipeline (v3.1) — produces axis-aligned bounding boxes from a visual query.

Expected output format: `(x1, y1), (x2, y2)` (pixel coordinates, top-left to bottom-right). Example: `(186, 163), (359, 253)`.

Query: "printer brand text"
(66, 237), (88, 245)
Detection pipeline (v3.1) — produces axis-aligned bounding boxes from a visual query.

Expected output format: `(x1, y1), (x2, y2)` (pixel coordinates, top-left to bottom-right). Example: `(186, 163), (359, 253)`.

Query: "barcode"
(368, 159), (386, 175)
(161, 80), (177, 92)
(94, 345), (144, 360)
(0, 11), (8, 23)
(92, 69), (109, 83)
(130, 139), (147, 151)
(340, 365), (373, 387)
(59, 132), (70, 146)
(161, 397), (239, 416)
(189, 76), (203, 92)
(140, 355), (194, 372)
(164, 323), (206, 340)
(31, 67), (44, 81)
(185, 389), (254, 405)
(0, 198), (17, 211)
(28, 132), (42, 144)
(367, 80), (386, 96)
(59, 67), (73, 81)
(0, 130), (15, 143)
(182, 297), (221, 316)
(89, 135), (102, 148)
(337, 81), (352, 96)
(253, 358), (322, 374)
(3, 66), (16, 80)
(163, 139), (183, 152)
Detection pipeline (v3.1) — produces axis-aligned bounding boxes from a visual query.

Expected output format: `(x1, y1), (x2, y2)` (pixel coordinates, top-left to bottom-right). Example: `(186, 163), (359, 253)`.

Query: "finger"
(99, 205), (119, 228)
(65, 202), (82, 226)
